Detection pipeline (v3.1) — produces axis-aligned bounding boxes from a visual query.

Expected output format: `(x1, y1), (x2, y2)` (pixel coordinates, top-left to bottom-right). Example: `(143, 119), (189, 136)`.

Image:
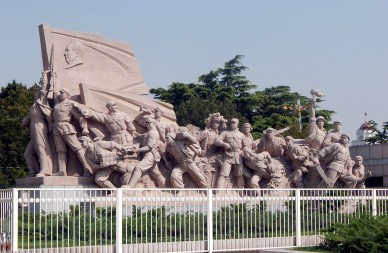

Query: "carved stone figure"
(22, 70), (54, 177)
(165, 131), (207, 192)
(321, 120), (342, 148)
(20, 26), (375, 192)
(64, 41), (85, 69)
(317, 133), (357, 188)
(352, 156), (372, 189)
(52, 88), (92, 176)
(284, 136), (310, 188)
(39, 24), (176, 123)
(124, 118), (165, 188)
(199, 113), (221, 156)
(242, 149), (273, 188)
(78, 100), (136, 146)
(241, 123), (256, 151)
(256, 128), (287, 158)
(304, 94), (326, 149)
(214, 118), (246, 189)
(79, 136), (134, 188)
(135, 107), (167, 143)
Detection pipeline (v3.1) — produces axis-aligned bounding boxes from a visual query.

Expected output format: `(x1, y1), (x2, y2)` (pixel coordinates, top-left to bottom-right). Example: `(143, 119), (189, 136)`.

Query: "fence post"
(372, 189), (377, 216)
(116, 189), (122, 253)
(295, 189), (301, 247)
(11, 188), (18, 252)
(207, 188), (213, 253)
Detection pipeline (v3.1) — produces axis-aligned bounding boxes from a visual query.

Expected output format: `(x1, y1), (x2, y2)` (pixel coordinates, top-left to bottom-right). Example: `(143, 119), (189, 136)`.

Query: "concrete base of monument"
(16, 176), (97, 188)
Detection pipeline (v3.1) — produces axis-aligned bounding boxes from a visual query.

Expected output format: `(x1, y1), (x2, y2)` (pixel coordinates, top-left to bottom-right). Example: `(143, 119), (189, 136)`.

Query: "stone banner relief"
(20, 25), (372, 192)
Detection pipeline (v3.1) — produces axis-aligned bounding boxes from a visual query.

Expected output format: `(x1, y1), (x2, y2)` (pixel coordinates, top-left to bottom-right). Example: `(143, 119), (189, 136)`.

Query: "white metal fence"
(1, 188), (387, 253)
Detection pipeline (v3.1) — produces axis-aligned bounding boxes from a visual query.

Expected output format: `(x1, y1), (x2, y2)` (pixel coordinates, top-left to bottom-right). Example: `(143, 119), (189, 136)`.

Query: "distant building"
(351, 119), (375, 146)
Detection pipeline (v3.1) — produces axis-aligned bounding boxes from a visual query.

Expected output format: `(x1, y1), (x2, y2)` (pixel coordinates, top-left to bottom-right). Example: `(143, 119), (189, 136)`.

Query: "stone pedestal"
(16, 176), (97, 188)
(15, 176), (103, 213)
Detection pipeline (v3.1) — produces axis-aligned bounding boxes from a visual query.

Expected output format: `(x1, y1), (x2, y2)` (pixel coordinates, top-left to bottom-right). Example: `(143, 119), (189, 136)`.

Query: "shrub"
(320, 214), (388, 253)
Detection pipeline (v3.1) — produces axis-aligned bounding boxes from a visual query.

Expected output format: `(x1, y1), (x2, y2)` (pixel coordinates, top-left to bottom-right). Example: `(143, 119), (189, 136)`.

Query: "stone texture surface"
(39, 24), (176, 122)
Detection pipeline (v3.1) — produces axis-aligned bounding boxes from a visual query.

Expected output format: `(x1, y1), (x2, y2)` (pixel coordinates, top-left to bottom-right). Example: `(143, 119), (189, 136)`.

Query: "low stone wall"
(350, 143), (388, 187)
(15, 236), (322, 253)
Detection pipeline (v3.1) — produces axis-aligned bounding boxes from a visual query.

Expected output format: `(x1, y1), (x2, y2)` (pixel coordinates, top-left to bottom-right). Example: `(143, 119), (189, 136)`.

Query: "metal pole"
(207, 189), (213, 253)
(297, 99), (302, 132)
(116, 189), (122, 253)
(295, 189), (302, 247)
(11, 188), (18, 252)
(372, 189), (377, 216)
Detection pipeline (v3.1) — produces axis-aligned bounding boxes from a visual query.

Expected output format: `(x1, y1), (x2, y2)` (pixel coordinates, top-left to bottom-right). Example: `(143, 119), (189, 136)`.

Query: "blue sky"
(1, 1), (388, 139)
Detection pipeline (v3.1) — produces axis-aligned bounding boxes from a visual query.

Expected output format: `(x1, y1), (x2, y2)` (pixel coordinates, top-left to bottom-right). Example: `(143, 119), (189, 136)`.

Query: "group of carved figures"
(23, 72), (371, 191)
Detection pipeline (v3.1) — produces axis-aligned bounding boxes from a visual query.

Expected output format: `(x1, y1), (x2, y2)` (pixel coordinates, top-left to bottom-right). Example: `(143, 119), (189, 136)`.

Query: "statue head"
(316, 116), (325, 128)
(153, 107), (163, 118)
(285, 135), (293, 146)
(64, 41), (86, 69)
(333, 120), (342, 131)
(106, 100), (117, 113)
(165, 132), (176, 144)
(354, 155), (363, 165)
(58, 88), (70, 101)
(340, 133), (350, 144)
(210, 113), (221, 130)
(264, 128), (275, 140)
(144, 117), (156, 130)
(230, 118), (239, 130)
(242, 123), (252, 134)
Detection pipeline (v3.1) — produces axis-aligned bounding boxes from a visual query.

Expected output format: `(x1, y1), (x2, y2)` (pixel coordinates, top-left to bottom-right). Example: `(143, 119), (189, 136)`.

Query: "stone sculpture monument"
(19, 24), (372, 192)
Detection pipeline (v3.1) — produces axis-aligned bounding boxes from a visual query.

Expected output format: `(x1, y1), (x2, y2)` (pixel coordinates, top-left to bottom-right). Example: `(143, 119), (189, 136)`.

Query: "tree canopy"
(150, 55), (334, 139)
(0, 81), (35, 188)
(363, 120), (388, 144)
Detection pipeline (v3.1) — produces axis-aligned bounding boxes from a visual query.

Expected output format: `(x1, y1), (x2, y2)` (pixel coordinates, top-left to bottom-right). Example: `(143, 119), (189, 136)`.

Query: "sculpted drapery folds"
(317, 133), (357, 188)
(22, 96), (367, 191)
(124, 118), (166, 188)
(165, 131), (207, 192)
(52, 88), (92, 177)
(214, 118), (247, 189)
(77, 100), (137, 146)
(22, 70), (54, 177)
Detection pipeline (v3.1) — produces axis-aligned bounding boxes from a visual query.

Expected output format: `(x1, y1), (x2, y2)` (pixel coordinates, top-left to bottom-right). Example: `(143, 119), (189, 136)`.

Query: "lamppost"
(282, 98), (308, 132)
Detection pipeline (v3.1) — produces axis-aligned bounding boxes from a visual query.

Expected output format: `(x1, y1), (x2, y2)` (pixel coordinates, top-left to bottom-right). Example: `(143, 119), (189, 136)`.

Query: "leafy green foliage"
(150, 55), (334, 138)
(321, 214), (388, 253)
(0, 81), (36, 188)
(363, 120), (388, 144)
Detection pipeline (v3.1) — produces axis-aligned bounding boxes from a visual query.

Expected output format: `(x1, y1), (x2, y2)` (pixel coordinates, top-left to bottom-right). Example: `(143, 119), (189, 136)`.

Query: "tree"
(364, 120), (388, 144)
(0, 81), (35, 188)
(151, 55), (255, 129)
(150, 55), (335, 138)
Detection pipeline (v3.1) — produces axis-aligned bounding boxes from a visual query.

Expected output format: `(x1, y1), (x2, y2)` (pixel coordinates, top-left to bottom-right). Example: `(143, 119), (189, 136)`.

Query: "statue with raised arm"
(22, 69), (54, 177)
(304, 89), (327, 150)
(165, 131), (207, 193)
(134, 107), (168, 143)
(77, 100), (136, 146)
(52, 88), (92, 176)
